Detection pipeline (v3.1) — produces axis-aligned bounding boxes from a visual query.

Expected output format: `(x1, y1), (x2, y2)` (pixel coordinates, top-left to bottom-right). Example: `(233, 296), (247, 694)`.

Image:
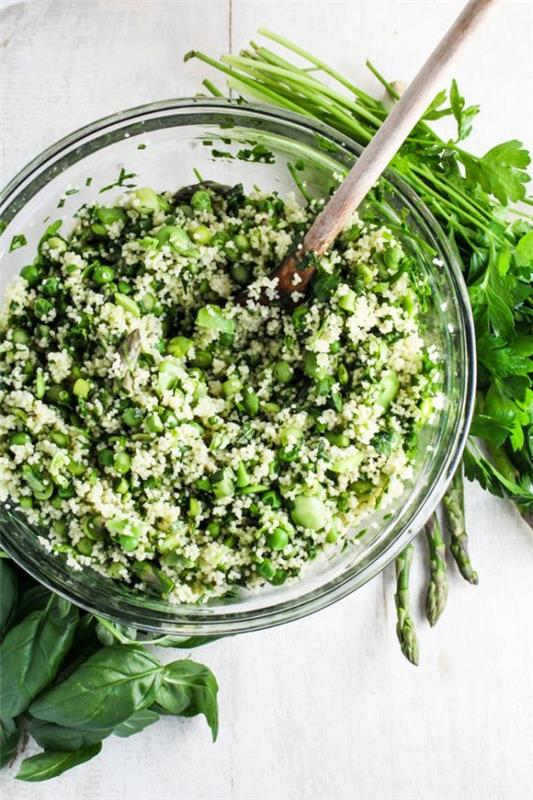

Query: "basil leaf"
(28, 718), (112, 752)
(113, 708), (159, 737)
(0, 596), (78, 718)
(0, 559), (18, 634)
(30, 644), (162, 731)
(14, 585), (51, 623)
(156, 660), (219, 740)
(0, 718), (20, 768)
(16, 743), (102, 782)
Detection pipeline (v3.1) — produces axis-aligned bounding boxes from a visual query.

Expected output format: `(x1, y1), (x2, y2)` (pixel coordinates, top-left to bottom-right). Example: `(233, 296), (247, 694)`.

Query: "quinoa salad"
(0, 182), (441, 603)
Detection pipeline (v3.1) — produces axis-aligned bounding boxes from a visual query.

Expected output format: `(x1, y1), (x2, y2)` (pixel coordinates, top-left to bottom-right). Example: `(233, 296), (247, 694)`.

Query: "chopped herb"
(9, 234), (27, 252)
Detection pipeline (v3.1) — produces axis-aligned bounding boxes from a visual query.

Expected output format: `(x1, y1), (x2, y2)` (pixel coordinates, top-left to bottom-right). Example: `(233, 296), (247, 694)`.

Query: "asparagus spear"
(443, 467), (478, 585)
(394, 544), (419, 666)
(118, 329), (141, 391)
(424, 513), (448, 626)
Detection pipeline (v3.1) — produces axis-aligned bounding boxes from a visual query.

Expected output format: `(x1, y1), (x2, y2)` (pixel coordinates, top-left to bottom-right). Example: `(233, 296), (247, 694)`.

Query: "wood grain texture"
(1, 2), (533, 799)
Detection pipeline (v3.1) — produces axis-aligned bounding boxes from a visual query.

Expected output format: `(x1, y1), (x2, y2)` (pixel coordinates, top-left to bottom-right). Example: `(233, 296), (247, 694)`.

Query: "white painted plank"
(2, 2), (533, 799)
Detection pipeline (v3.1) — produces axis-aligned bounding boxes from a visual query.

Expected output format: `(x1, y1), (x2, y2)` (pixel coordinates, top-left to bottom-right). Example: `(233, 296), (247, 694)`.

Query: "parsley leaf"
(9, 234), (27, 252)
(449, 80), (479, 141)
(515, 230), (533, 268)
(462, 140), (531, 205)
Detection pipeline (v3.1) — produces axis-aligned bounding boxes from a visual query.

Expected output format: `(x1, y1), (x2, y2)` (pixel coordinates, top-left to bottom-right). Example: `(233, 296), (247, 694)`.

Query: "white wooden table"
(2, 2), (533, 798)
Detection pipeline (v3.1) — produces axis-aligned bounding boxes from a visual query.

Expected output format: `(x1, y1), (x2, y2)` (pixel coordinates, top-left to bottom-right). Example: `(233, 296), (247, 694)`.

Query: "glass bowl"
(0, 99), (475, 636)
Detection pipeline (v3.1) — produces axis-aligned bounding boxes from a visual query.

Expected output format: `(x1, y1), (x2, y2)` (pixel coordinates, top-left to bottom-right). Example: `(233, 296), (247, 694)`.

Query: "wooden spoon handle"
(302, 0), (499, 256)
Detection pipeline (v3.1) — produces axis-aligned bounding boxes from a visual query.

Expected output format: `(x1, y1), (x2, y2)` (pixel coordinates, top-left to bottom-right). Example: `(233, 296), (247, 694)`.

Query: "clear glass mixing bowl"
(0, 99), (475, 635)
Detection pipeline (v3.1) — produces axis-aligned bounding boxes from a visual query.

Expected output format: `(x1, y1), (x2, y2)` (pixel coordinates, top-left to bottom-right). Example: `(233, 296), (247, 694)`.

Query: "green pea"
(267, 527), (289, 551)
(270, 569), (288, 586)
(304, 351), (328, 381)
(231, 264), (251, 286)
(46, 384), (70, 405)
(243, 386), (259, 416)
(97, 448), (114, 467)
(117, 281), (132, 295)
(167, 336), (193, 358)
(264, 402), (281, 414)
(222, 376), (242, 398)
(290, 495), (327, 530)
(53, 519), (68, 536)
(114, 477), (130, 495)
(234, 234), (250, 252)
(57, 483), (75, 499)
(122, 406), (144, 427)
(73, 378), (91, 399)
(68, 459), (85, 476)
(163, 410), (178, 428)
(10, 432), (31, 446)
(191, 190), (212, 210)
(114, 451), (131, 474)
(352, 480), (373, 497)
(211, 231), (229, 247)
(107, 563), (124, 579)
(92, 264), (115, 285)
(119, 535), (139, 552)
(114, 293), (140, 317)
(19, 496), (33, 510)
(50, 431), (69, 448)
(76, 537), (94, 556)
(139, 292), (156, 313)
(145, 413), (164, 434)
(193, 350), (213, 369)
(46, 236), (67, 254)
(274, 361), (294, 384)
(12, 328), (30, 346)
(384, 245), (403, 270)
(91, 223), (108, 237)
(189, 497), (202, 518)
(20, 264), (41, 286)
(41, 277), (61, 297)
(257, 559), (276, 580)
(34, 298), (53, 320)
(191, 224), (213, 245)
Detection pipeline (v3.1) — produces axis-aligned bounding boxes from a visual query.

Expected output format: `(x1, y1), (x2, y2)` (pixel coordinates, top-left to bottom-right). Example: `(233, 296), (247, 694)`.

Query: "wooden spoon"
(265, 0), (499, 304)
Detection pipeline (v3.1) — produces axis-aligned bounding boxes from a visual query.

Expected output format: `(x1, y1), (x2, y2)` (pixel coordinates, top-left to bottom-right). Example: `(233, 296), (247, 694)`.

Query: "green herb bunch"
(188, 29), (533, 661)
(0, 556), (218, 782)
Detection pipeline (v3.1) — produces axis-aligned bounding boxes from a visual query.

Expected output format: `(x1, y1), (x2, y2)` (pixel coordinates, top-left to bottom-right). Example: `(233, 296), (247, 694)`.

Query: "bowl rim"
(0, 97), (476, 634)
